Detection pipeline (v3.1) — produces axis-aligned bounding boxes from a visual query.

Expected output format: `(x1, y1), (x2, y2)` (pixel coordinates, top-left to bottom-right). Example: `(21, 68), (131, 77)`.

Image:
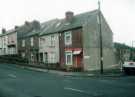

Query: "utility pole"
(98, 0), (103, 74)
(131, 41), (135, 61)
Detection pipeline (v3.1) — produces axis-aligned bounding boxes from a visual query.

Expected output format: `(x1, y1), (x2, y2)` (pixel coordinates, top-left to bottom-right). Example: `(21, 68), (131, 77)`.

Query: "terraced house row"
(0, 10), (116, 71)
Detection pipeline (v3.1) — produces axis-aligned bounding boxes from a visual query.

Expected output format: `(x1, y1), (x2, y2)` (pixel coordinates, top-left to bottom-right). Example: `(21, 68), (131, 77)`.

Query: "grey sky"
(0, 0), (135, 46)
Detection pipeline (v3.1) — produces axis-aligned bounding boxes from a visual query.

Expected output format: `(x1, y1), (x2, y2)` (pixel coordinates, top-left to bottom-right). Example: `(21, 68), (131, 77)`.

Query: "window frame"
(21, 52), (25, 58)
(64, 31), (72, 45)
(22, 39), (25, 47)
(30, 37), (34, 46)
(31, 53), (34, 62)
(65, 51), (73, 65)
(50, 35), (55, 47)
(50, 52), (56, 63)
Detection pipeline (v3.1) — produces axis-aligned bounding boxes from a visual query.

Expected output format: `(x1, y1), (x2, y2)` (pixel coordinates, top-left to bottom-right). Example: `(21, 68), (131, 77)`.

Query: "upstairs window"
(30, 37), (34, 46)
(22, 40), (25, 47)
(21, 52), (25, 58)
(50, 35), (55, 47)
(39, 37), (45, 48)
(64, 31), (72, 45)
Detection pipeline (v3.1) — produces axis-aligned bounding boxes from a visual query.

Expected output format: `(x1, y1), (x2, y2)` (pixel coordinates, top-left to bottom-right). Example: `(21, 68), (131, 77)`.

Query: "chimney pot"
(32, 20), (41, 30)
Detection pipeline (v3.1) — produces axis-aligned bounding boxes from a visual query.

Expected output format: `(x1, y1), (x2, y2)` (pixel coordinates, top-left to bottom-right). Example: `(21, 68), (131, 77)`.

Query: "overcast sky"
(0, 0), (135, 46)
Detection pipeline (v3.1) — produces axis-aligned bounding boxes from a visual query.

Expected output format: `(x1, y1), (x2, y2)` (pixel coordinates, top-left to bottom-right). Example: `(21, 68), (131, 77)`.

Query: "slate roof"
(39, 19), (61, 36)
(39, 9), (98, 36)
(0, 29), (15, 37)
(0, 9), (98, 38)
(16, 23), (33, 38)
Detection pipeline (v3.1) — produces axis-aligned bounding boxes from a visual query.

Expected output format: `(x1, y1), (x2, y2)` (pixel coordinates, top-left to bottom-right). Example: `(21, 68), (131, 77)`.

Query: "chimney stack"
(65, 11), (74, 22)
(15, 26), (19, 29)
(32, 20), (41, 30)
(2, 28), (6, 34)
(25, 21), (30, 25)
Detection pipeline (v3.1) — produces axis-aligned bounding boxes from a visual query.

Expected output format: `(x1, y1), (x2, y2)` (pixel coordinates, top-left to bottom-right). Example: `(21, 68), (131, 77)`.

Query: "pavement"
(20, 65), (123, 77)
(0, 63), (135, 97)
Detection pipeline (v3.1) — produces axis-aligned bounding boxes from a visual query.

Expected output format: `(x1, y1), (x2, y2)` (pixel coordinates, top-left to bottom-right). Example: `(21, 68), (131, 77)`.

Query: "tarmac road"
(0, 63), (135, 97)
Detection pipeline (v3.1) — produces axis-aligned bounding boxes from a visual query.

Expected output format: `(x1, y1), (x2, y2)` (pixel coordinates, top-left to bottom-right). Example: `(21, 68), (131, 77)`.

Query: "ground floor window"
(21, 52), (25, 58)
(39, 53), (43, 62)
(65, 51), (72, 65)
(49, 52), (56, 63)
(44, 52), (48, 63)
(8, 47), (16, 54)
(31, 53), (34, 62)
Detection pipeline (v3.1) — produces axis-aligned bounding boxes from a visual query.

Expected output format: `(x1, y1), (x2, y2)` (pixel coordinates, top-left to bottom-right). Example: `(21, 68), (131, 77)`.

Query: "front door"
(44, 52), (48, 63)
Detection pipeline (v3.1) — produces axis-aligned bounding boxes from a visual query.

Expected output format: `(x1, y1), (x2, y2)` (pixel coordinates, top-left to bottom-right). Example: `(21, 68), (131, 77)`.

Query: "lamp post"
(98, 0), (103, 74)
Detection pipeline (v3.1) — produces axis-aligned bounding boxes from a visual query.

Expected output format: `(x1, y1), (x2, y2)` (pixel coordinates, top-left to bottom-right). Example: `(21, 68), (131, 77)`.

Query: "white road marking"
(8, 74), (16, 78)
(64, 87), (104, 96)
(64, 87), (87, 94)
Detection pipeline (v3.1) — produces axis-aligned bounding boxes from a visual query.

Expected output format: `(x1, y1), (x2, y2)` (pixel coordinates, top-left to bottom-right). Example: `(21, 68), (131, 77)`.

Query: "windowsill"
(48, 46), (55, 48)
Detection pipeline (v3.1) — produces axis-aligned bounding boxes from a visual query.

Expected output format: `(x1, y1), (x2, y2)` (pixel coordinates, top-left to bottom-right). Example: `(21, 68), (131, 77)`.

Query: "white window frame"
(22, 40), (25, 47)
(50, 52), (56, 63)
(39, 37), (46, 48)
(31, 53), (34, 61)
(21, 52), (25, 58)
(65, 51), (73, 65)
(50, 35), (55, 46)
(30, 37), (34, 46)
(64, 31), (72, 45)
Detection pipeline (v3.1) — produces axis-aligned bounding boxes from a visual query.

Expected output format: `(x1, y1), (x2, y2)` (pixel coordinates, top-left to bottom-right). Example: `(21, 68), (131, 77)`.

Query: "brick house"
(38, 9), (115, 71)
(58, 10), (115, 71)
(17, 20), (40, 64)
(59, 11), (83, 70)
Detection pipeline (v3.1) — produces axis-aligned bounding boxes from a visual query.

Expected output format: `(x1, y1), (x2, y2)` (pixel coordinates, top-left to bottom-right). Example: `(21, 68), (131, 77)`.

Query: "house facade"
(0, 32), (8, 55)
(82, 11), (116, 71)
(58, 10), (115, 71)
(0, 29), (17, 55)
(23, 34), (39, 64)
(114, 43), (132, 63)
(0, 35), (2, 55)
(59, 28), (83, 70)
(0, 9), (116, 71)
(39, 19), (60, 64)
(39, 33), (59, 64)
(38, 10), (116, 71)
(17, 20), (40, 64)
(7, 29), (17, 55)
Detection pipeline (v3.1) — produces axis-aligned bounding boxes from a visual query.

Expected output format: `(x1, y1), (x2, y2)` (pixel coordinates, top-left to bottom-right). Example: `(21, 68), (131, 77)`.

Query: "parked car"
(123, 61), (135, 75)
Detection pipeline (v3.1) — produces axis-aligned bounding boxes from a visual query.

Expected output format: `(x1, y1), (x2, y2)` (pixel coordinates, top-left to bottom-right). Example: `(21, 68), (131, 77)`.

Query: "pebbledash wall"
(39, 33), (59, 63)
(82, 12), (116, 71)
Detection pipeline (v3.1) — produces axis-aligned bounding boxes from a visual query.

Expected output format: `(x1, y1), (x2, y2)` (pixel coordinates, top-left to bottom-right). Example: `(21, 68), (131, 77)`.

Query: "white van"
(123, 61), (135, 75)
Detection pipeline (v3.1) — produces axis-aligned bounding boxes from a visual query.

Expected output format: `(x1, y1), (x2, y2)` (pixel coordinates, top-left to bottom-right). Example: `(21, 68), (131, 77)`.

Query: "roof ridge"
(74, 9), (98, 17)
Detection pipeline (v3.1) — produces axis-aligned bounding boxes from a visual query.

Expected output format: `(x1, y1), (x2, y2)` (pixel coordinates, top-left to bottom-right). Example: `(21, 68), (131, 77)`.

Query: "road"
(0, 63), (135, 97)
